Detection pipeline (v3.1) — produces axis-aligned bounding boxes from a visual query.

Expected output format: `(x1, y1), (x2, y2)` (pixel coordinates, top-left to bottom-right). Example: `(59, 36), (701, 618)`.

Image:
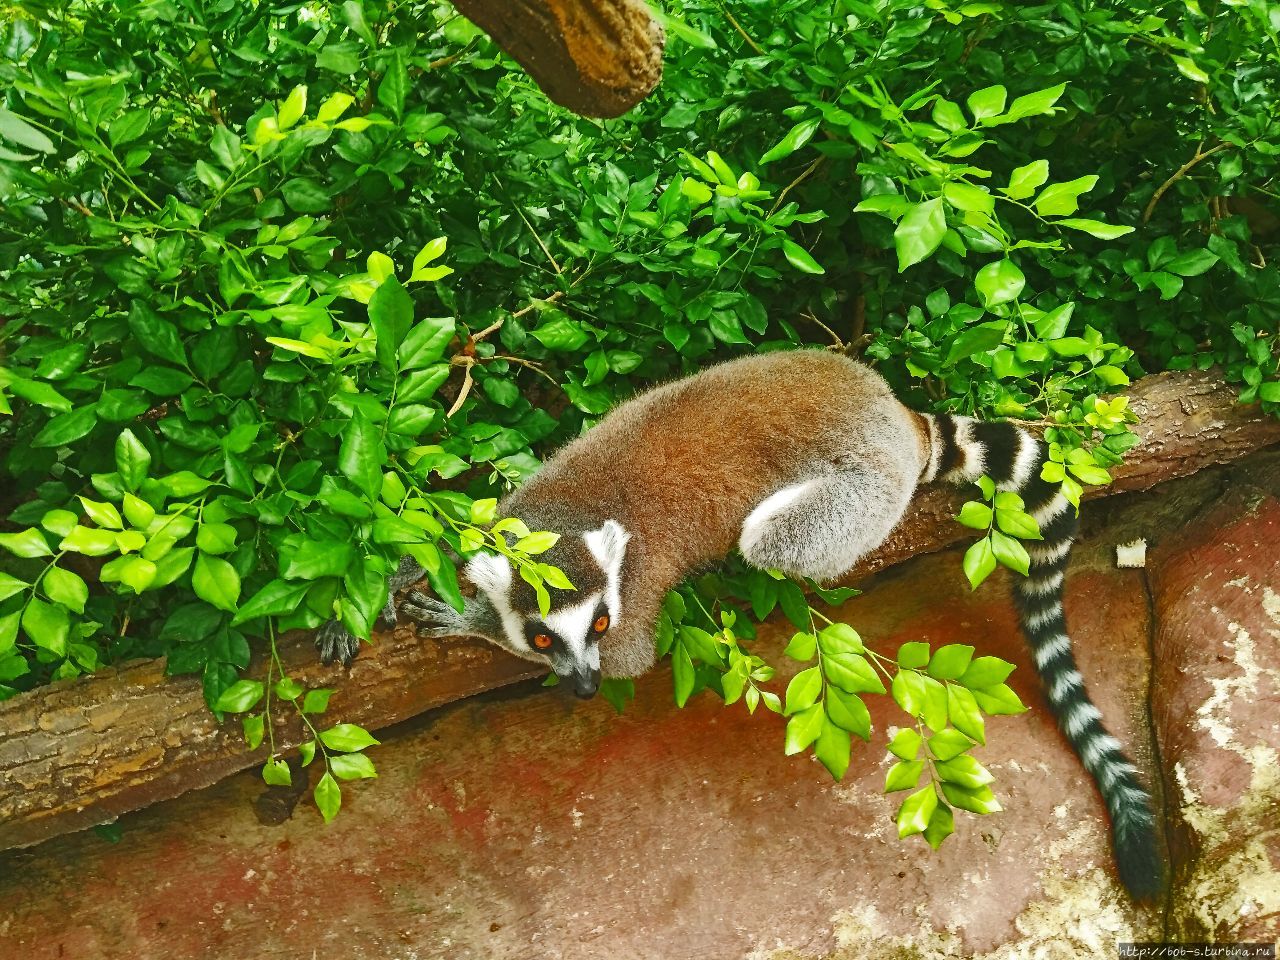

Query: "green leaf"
(60, 526), (119, 557)
(887, 730), (922, 767)
(896, 785), (939, 838)
(946, 684), (986, 744)
(944, 320), (1008, 365)
(23, 598), (69, 656)
(817, 623), (864, 655)
(814, 720), (851, 780)
(1004, 159), (1049, 200)
(935, 754), (995, 789)
(233, 579), (311, 623)
(303, 688), (334, 714)
(942, 181), (994, 214)
(673, 642), (695, 707)
(243, 714), (265, 750)
(959, 656), (1015, 689)
(928, 728), (974, 762)
(196, 522), (238, 555)
(0, 528), (53, 558)
(783, 703), (824, 755)
(330, 752), (377, 780)
(369, 276), (415, 373)
(990, 529), (1031, 575)
(193, 553), (241, 612)
(339, 411), (385, 498)
(0, 572), (29, 603)
(42, 566), (88, 614)
(956, 501), (992, 530)
(278, 85), (308, 129)
(927, 644), (974, 681)
(262, 758), (292, 786)
(784, 665), (823, 715)
(923, 803), (955, 849)
(975, 259), (1025, 307)
(760, 118), (820, 164)
(314, 771), (341, 823)
(1034, 176), (1099, 216)
(824, 652), (885, 694)
(1171, 55), (1210, 84)
(214, 678), (264, 713)
(825, 687), (870, 739)
(966, 85), (1007, 122)
(962, 538), (997, 589)
(514, 532), (559, 555)
(1055, 218), (1135, 240)
(885, 759), (925, 792)
(994, 83), (1067, 124)
(894, 199), (947, 272)
(1164, 249), (1219, 277)
(780, 238), (825, 275)
(78, 497), (123, 530)
(377, 48), (407, 117)
(32, 406), (98, 448)
(783, 631), (817, 661)
(319, 722), (380, 752)
(897, 641), (930, 669)
(0, 107), (56, 153)
(941, 781), (1002, 815)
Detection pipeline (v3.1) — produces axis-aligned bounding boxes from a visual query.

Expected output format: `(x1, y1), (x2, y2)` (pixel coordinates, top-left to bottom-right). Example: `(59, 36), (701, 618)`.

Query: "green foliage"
(2, 0), (1278, 830)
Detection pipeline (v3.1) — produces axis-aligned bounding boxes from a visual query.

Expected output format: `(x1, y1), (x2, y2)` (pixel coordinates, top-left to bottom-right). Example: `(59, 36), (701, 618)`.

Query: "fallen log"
(451, 0), (664, 117)
(0, 368), (1277, 852)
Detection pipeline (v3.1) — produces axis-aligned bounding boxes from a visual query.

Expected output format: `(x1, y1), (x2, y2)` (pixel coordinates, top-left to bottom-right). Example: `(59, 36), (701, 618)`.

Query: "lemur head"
(464, 520), (630, 699)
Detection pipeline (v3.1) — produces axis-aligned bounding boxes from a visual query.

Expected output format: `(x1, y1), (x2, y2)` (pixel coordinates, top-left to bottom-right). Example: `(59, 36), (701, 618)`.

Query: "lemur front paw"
(315, 619), (361, 667)
(400, 591), (467, 639)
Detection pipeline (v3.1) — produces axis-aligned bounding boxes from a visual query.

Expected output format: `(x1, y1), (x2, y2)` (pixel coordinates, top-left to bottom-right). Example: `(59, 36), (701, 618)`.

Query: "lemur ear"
(584, 519), (630, 576)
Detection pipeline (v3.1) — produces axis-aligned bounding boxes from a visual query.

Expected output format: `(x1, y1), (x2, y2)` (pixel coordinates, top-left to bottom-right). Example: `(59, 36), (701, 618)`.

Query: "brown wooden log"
(451, 0), (664, 118)
(0, 367), (1277, 852)
(845, 367), (1280, 580)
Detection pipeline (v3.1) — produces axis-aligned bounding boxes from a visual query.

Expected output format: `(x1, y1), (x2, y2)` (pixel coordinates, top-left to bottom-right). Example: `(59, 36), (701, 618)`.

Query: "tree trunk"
(450, 0), (664, 117)
(0, 368), (1277, 852)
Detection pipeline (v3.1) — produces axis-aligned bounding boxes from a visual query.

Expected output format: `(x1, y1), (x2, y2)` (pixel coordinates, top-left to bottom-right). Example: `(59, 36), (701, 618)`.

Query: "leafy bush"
(1, 0), (1277, 831)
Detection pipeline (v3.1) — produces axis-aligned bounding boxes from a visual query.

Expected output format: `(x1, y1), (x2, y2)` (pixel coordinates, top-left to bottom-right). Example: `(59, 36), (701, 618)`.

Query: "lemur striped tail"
(921, 413), (1166, 900)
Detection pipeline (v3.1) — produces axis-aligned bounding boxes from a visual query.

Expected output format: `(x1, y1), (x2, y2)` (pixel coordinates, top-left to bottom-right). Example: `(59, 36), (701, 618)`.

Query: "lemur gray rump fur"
(321, 350), (1166, 899)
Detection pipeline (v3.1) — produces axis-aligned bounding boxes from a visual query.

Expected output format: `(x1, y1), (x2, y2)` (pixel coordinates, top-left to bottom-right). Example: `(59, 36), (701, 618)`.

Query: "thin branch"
(512, 204), (562, 276)
(767, 156), (825, 217)
(1142, 142), (1233, 224)
(801, 310), (846, 351)
(715, 0), (765, 55)
(473, 290), (566, 343)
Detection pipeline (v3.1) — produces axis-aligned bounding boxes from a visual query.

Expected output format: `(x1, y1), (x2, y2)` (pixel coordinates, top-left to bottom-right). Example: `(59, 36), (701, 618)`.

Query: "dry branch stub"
(0, 368), (1277, 852)
(451, 0), (664, 118)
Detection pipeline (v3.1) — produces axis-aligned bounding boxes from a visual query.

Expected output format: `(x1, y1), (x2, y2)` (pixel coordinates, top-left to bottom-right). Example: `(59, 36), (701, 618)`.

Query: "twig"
(801, 310), (846, 350)
(512, 204), (562, 276)
(715, 0), (764, 55)
(1142, 142), (1234, 224)
(491, 354), (559, 385)
(446, 357), (476, 417)
(473, 290), (566, 343)
(767, 156), (825, 217)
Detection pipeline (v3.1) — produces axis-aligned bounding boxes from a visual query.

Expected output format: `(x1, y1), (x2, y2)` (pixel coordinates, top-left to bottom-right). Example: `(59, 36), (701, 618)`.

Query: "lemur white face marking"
(544, 591), (604, 674)
(465, 552), (525, 657)
(584, 519), (630, 626)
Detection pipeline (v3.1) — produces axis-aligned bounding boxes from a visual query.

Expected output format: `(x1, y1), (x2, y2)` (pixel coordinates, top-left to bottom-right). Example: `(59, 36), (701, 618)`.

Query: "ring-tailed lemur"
(316, 349), (1164, 899)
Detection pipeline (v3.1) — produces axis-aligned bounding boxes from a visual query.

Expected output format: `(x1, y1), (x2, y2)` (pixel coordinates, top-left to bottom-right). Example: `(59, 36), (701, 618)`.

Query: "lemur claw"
(315, 619), (360, 667)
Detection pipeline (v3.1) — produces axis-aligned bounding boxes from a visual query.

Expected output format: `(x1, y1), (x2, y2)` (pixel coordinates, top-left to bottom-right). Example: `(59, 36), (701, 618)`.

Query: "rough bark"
(451, 0), (664, 117)
(844, 367), (1280, 580)
(0, 367), (1277, 853)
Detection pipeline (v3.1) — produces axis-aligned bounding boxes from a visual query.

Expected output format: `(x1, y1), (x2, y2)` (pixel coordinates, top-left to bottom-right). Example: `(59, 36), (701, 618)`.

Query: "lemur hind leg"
(738, 469), (915, 582)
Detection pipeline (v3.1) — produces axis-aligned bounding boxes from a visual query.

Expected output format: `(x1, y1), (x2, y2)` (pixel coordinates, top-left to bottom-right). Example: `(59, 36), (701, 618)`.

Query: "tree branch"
(0, 368), (1276, 852)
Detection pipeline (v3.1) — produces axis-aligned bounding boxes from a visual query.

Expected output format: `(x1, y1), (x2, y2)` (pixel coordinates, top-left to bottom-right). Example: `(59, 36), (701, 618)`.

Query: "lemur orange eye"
(533, 633), (553, 650)
(593, 615), (610, 633)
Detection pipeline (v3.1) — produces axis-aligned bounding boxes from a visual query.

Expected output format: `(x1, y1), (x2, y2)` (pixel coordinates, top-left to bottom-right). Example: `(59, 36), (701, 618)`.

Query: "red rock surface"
(0, 454), (1276, 958)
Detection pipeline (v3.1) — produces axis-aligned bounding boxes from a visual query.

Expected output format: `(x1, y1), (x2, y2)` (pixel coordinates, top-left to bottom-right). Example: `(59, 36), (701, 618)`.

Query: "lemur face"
(464, 520), (630, 699)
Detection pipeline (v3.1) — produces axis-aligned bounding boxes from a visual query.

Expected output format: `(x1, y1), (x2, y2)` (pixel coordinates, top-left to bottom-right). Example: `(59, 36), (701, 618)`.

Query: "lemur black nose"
(573, 669), (601, 700)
